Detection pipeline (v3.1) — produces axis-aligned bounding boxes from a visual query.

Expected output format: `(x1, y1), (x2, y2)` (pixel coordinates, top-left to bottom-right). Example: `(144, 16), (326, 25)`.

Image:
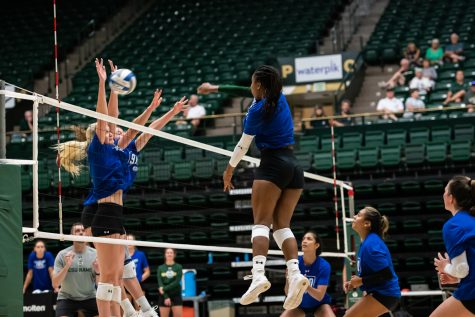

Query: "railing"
(333, 51), (365, 111)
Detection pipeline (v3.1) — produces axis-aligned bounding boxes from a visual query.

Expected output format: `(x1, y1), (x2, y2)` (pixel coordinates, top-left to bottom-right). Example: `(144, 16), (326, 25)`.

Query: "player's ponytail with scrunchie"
(253, 65), (283, 120)
(447, 175), (475, 216)
(364, 206), (390, 239)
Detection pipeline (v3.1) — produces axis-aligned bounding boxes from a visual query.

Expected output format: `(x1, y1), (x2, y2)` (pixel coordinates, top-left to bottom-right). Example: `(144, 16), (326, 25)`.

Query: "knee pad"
(251, 224), (270, 242)
(112, 286), (121, 304)
(96, 282), (114, 302)
(273, 228), (295, 249)
(122, 260), (136, 279)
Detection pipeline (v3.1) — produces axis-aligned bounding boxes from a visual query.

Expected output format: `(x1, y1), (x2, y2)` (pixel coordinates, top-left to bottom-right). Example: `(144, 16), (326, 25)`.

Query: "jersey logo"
(307, 276), (316, 287)
(128, 153), (138, 165)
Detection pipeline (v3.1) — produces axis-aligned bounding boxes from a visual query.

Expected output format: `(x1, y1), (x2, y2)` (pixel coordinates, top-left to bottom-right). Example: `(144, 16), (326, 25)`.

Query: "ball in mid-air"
(109, 69), (137, 95)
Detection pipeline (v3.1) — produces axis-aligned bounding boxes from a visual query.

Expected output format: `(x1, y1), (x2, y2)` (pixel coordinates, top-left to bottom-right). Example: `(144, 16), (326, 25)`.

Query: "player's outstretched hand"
(95, 58), (107, 82)
(172, 96), (188, 115)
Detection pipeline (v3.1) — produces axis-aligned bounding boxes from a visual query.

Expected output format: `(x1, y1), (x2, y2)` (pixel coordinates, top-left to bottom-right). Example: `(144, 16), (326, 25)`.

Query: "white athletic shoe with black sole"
(283, 273), (309, 310)
(240, 273), (271, 305)
(141, 306), (159, 317)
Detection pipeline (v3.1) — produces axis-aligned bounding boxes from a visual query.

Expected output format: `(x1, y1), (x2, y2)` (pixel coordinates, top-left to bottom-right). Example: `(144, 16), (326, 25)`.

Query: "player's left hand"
(172, 96), (188, 114)
(149, 89), (163, 111)
(108, 59), (118, 73)
(349, 275), (362, 288)
(223, 164), (235, 192)
(434, 252), (450, 273)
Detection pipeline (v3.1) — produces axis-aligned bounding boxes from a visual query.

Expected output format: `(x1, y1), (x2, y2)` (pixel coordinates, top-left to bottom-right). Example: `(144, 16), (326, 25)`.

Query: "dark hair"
(34, 239), (45, 248)
(409, 88), (419, 95)
(164, 248), (176, 254)
(70, 222), (83, 234)
(253, 65), (282, 119)
(304, 231), (322, 256)
(448, 176), (475, 215)
(363, 206), (389, 239)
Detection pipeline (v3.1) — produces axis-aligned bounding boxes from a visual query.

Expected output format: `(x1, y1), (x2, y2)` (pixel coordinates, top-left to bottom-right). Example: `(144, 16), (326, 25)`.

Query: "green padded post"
(345, 222), (363, 308)
(0, 164), (23, 316)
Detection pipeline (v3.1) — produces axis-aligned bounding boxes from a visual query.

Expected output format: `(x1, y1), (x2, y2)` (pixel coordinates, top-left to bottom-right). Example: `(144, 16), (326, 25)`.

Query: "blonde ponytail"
(52, 124), (96, 177)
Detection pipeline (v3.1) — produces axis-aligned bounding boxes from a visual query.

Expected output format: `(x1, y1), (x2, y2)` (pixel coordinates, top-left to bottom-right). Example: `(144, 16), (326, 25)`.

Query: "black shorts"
(91, 203), (125, 236)
(461, 298), (475, 314)
(255, 148), (304, 189)
(81, 203), (98, 229)
(55, 298), (98, 317)
(369, 292), (399, 311)
(158, 293), (183, 307)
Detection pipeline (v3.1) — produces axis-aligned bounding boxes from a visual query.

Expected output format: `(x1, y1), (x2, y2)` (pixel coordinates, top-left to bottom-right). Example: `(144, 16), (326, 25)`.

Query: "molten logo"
(24, 305), (46, 312)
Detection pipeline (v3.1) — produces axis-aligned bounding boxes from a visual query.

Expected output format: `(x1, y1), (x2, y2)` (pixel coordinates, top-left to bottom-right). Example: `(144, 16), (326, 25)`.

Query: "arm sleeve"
(229, 133), (254, 167)
(362, 267), (394, 286)
(53, 253), (64, 274)
(444, 251), (469, 278)
(218, 85), (253, 98)
(163, 265), (183, 292)
(316, 262), (331, 286)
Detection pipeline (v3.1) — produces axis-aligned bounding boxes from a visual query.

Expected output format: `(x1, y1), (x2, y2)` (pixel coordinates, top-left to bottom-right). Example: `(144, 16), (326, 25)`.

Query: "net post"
(32, 98), (39, 230)
(0, 80), (5, 158)
(340, 186), (348, 255)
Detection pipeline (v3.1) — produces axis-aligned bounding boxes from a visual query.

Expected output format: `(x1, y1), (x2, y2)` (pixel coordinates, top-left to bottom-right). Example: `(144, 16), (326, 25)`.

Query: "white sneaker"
(123, 311), (141, 317)
(283, 273), (309, 310)
(240, 273), (271, 305)
(141, 306), (159, 317)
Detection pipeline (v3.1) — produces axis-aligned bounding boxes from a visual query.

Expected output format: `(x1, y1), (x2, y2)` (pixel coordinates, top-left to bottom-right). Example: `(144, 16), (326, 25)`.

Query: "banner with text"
(278, 52), (358, 85)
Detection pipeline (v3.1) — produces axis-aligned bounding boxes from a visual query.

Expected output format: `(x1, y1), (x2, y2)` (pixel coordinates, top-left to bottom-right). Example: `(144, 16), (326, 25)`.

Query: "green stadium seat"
(365, 131), (385, 147)
(298, 136), (319, 152)
(451, 141), (472, 162)
(402, 219), (423, 232)
(38, 170), (51, 191)
(404, 238), (424, 251)
(124, 218), (141, 230)
(306, 186), (329, 200)
(405, 144), (426, 166)
(423, 179), (444, 193)
(380, 145), (401, 167)
(208, 193), (230, 206)
(401, 201), (421, 214)
(153, 162), (172, 182)
(21, 170), (32, 192)
(405, 257), (426, 270)
(425, 200), (444, 213)
(185, 148), (203, 160)
(386, 129), (407, 146)
(145, 216), (163, 228)
(426, 142), (448, 164)
(211, 230), (231, 242)
(409, 127), (430, 144)
(134, 165), (151, 184)
(428, 237), (445, 251)
(210, 213), (229, 228)
(163, 148), (183, 162)
(453, 124), (474, 141)
(214, 160), (229, 177)
(147, 233), (164, 242)
(336, 149), (357, 170)
(165, 196), (185, 208)
(145, 198), (162, 209)
(320, 135), (341, 150)
(189, 231), (208, 243)
(377, 202), (397, 216)
(353, 182), (374, 197)
(166, 233), (186, 243)
(364, 49), (380, 65)
(312, 151), (333, 171)
(342, 132), (363, 149)
(173, 161), (193, 181)
(294, 152), (313, 171)
(358, 147), (379, 170)
(308, 206), (329, 218)
(376, 182), (397, 195)
(194, 159), (214, 180)
(187, 194), (207, 206)
(189, 251), (207, 261)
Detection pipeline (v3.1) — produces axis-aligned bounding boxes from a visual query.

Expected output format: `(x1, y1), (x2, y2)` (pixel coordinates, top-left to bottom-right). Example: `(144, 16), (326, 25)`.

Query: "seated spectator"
(425, 38), (444, 65)
(310, 105), (329, 128)
(332, 99), (353, 127)
(421, 59), (438, 81)
(376, 88), (404, 121)
(409, 67), (434, 94)
(19, 110), (33, 131)
(463, 81), (475, 109)
(444, 70), (467, 105)
(444, 33), (465, 63)
(185, 94), (206, 135)
(404, 42), (421, 66)
(23, 240), (55, 294)
(404, 88), (425, 118)
(378, 58), (412, 89)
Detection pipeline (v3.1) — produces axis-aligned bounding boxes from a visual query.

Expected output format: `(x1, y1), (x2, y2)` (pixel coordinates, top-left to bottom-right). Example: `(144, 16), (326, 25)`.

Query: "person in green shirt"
(444, 70), (467, 105)
(425, 38), (444, 65)
(157, 248), (183, 317)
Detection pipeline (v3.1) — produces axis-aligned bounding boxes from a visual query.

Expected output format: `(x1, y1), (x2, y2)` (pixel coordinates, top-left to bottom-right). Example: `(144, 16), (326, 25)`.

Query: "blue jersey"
(357, 233), (400, 297)
(27, 251), (54, 291)
(83, 134), (130, 205)
(124, 140), (139, 190)
(131, 250), (149, 283)
(243, 93), (294, 149)
(298, 256), (332, 309)
(443, 210), (475, 301)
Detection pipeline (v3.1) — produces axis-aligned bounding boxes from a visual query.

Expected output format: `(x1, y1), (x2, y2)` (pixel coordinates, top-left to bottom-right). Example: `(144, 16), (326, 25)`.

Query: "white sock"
(120, 298), (136, 316)
(137, 295), (152, 312)
(252, 255), (266, 274)
(286, 259), (300, 276)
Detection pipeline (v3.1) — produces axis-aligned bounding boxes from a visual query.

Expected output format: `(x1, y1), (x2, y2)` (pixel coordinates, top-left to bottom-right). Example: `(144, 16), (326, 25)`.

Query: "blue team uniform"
(298, 256), (332, 309)
(124, 140), (139, 190)
(443, 210), (475, 301)
(83, 134), (130, 205)
(357, 233), (400, 297)
(131, 250), (149, 283)
(27, 251), (55, 291)
(243, 93), (294, 149)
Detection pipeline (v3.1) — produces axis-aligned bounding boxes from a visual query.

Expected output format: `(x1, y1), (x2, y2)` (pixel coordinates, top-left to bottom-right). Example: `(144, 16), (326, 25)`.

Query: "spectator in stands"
(425, 39), (444, 65)
(376, 88), (404, 121)
(126, 234), (151, 309)
(185, 94), (206, 135)
(421, 59), (438, 81)
(409, 68), (434, 94)
(444, 70), (467, 105)
(19, 110), (33, 131)
(444, 33), (465, 63)
(52, 223), (99, 317)
(23, 240), (55, 294)
(343, 207), (400, 317)
(310, 105), (329, 128)
(463, 81), (475, 112)
(378, 58), (411, 89)
(431, 176), (475, 317)
(281, 231), (335, 317)
(333, 99), (353, 127)
(403, 42), (421, 67)
(157, 248), (183, 317)
(404, 88), (425, 118)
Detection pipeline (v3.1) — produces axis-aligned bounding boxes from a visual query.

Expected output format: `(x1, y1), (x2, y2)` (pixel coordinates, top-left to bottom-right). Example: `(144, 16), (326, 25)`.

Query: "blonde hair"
(52, 124), (95, 177)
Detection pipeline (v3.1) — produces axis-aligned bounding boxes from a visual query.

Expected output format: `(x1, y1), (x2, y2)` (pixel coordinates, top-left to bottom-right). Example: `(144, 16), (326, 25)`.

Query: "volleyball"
(109, 68), (137, 95)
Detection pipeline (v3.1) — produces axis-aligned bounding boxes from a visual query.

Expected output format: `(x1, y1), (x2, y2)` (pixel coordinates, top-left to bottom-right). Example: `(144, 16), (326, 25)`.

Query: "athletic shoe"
(240, 273), (271, 305)
(141, 306), (159, 317)
(123, 311), (141, 317)
(283, 273), (309, 310)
